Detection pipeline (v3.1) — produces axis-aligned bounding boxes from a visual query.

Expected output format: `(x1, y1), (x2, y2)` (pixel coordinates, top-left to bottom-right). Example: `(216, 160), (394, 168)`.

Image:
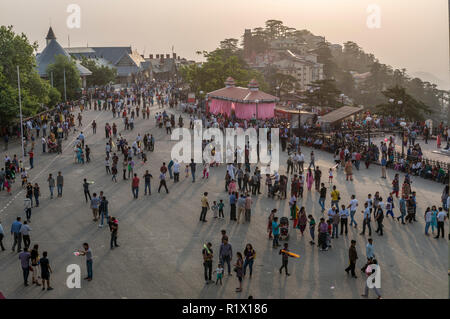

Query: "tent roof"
(319, 106), (364, 123)
(207, 86), (279, 104)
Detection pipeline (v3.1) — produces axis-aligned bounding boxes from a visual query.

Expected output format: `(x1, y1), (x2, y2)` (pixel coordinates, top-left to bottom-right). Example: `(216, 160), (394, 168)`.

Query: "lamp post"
(366, 116), (372, 150)
(297, 105), (303, 133)
(255, 99), (259, 120)
(340, 93), (345, 105)
(400, 121), (406, 158)
(276, 86), (280, 98)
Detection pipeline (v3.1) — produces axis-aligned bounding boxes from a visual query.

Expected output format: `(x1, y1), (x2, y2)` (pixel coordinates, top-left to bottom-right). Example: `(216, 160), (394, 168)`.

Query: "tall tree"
(304, 79), (342, 108)
(46, 55), (81, 101)
(0, 25), (60, 124)
(80, 57), (117, 87)
(375, 85), (431, 121)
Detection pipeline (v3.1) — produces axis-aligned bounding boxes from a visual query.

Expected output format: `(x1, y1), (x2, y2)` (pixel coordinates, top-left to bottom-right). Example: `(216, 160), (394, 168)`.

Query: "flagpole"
(17, 65), (24, 161)
(63, 67), (67, 101)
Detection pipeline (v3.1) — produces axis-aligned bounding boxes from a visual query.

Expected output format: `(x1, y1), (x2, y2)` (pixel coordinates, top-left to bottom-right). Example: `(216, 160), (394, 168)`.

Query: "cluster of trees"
(0, 25), (61, 126)
(239, 20), (447, 121)
(80, 57), (117, 88)
(180, 44), (268, 96)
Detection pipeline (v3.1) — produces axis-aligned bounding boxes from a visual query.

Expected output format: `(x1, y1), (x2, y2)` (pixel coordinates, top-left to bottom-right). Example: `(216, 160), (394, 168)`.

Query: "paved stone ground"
(0, 105), (448, 299)
(371, 135), (450, 163)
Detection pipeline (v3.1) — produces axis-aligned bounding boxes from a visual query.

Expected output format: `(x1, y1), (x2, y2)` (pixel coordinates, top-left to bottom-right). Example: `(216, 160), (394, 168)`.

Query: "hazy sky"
(1, 0), (449, 88)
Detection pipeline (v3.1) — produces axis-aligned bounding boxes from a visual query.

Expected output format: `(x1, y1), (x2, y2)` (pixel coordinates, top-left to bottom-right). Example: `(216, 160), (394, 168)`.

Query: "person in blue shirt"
(397, 197), (406, 224)
(11, 217), (23, 252)
(272, 217), (280, 248)
(229, 192), (237, 221)
(380, 157), (387, 179)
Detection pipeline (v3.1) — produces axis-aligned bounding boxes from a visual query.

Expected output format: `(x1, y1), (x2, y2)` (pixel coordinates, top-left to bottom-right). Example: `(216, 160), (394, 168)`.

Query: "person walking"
(33, 183), (40, 207)
(109, 216), (119, 249)
(340, 204), (349, 235)
(348, 195), (358, 228)
(229, 192), (237, 221)
(30, 244), (41, 286)
(200, 192), (210, 222)
(360, 203), (372, 236)
(272, 217), (281, 248)
(77, 243), (93, 281)
(40, 251), (53, 291)
(219, 238), (233, 276)
(308, 215), (316, 245)
(131, 174), (139, 199)
(279, 243), (291, 276)
(83, 178), (92, 203)
(244, 194), (252, 222)
(158, 171), (169, 193)
(435, 208), (446, 239)
(243, 244), (256, 278)
(11, 217), (22, 252)
(234, 252), (244, 292)
(361, 238), (375, 272)
(18, 247), (31, 286)
(56, 171), (64, 197)
(361, 259), (382, 299)
(47, 174), (55, 199)
(0, 220), (5, 251)
(143, 170), (153, 195)
(374, 204), (384, 236)
(345, 240), (358, 278)
(90, 193), (100, 222)
(202, 242), (213, 284)
(190, 159), (196, 183)
(98, 196), (109, 228)
(20, 221), (31, 250)
(319, 183), (327, 213)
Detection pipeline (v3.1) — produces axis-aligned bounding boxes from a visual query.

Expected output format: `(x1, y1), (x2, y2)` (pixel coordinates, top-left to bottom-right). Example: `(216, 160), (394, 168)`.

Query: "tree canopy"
(180, 48), (268, 96)
(375, 85), (431, 121)
(46, 54), (81, 101)
(80, 57), (117, 87)
(0, 25), (60, 126)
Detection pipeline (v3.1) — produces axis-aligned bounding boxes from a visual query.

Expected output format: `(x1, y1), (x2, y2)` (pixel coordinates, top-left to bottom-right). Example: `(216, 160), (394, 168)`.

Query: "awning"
(318, 106), (364, 124)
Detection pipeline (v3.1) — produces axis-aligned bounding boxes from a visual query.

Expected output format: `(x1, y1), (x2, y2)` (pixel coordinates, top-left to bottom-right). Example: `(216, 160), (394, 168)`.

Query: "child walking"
(328, 168), (333, 184)
(214, 263), (224, 285)
(211, 201), (218, 218)
(218, 200), (225, 219)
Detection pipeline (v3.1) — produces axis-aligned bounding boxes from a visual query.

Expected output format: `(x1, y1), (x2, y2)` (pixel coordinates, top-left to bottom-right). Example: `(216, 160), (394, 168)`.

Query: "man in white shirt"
(339, 204), (349, 235)
(360, 202), (372, 236)
(327, 206), (337, 222)
(435, 208), (446, 239)
(348, 195), (359, 228)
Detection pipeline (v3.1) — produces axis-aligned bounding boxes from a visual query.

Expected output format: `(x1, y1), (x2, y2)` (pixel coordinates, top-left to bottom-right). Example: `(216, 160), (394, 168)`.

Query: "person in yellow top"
(330, 185), (340, 209)
(200, 192), (210, 222)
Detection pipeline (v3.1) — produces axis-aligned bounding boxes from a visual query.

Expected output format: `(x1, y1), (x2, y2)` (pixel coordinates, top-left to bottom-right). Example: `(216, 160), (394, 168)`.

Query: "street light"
(400, 121), (407, 158)
(255, 99), (259, 120)
(340, 93), (345, 105)
(276, 86), (280, 97)
(297, 105), (303, 133)
(366, 116), (373, 150)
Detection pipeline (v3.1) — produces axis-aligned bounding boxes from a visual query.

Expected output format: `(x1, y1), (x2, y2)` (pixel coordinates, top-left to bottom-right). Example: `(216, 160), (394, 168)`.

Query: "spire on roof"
(248, 79), (259, 91)
(46, 27), (56, 40)
(225, 77), (235, 87)
(46, 27), (56, 46)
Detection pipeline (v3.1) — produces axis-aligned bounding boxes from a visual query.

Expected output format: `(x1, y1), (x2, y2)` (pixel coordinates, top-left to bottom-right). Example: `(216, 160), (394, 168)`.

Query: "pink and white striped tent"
(207, 78), (279, 120)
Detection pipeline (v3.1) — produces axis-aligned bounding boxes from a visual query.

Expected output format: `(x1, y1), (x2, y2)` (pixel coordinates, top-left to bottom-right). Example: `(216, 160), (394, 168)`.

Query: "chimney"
(149, 54), (153, 59)
(173, 53), (177, 59)
(156, 54), (159, 59)
(166, 54), (170, 59)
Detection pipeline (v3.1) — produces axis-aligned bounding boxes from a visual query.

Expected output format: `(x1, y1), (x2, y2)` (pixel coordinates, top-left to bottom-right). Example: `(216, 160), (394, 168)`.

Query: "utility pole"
(63, 67), (67, 101)
(17, 66), (25, 161)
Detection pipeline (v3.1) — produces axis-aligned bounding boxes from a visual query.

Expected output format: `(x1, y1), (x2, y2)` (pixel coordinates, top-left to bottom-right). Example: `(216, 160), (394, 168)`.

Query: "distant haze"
(1, 0), (449, 89)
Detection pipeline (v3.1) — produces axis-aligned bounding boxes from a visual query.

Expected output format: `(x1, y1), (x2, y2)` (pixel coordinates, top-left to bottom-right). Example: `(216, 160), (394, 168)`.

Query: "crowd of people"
(0, 78), (448, 299)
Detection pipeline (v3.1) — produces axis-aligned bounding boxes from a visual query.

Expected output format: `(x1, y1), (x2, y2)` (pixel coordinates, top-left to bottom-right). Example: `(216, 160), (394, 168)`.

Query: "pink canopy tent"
(207, 78), (279, 120)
